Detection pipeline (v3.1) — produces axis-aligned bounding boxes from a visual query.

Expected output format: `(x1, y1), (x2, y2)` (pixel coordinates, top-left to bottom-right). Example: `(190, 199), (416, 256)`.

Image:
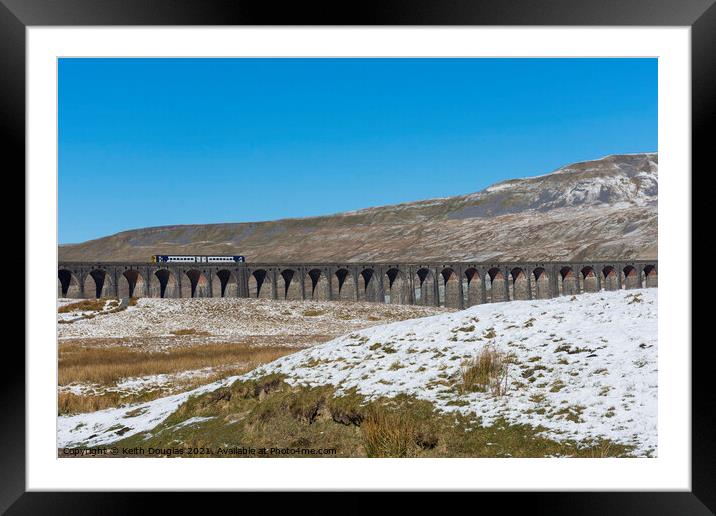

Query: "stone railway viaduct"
(58, 260), (658, 310)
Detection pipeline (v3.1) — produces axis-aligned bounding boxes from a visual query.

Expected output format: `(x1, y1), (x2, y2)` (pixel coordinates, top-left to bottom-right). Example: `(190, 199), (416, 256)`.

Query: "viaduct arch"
(58, 260), (658, 309)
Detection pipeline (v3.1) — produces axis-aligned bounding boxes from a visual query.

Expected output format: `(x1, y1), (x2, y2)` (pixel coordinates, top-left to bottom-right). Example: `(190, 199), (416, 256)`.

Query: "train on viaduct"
(58, 260), (658, 310)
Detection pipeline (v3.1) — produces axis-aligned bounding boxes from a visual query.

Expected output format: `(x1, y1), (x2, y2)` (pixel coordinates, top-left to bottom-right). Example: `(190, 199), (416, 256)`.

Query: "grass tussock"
(626, 293), (643, 305)
(361, 401), (438, 457)
(459, 345), (513, 396)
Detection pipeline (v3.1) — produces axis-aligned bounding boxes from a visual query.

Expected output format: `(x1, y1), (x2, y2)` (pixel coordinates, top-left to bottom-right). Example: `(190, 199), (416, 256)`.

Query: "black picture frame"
(4, 0), (710, 511)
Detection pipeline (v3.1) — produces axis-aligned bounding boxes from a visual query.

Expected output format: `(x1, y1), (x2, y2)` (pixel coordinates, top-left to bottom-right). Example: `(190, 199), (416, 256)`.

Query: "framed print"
(5, 0), (712, 511)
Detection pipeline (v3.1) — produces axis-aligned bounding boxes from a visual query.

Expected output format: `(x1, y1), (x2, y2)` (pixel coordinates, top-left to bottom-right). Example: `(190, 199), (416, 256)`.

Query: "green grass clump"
(549, 379), (566, 392)
(107, 375), (635, 459)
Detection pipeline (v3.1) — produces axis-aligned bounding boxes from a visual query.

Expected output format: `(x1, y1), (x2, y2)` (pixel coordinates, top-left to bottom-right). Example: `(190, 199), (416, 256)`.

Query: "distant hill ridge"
(59, 152), (657, 262)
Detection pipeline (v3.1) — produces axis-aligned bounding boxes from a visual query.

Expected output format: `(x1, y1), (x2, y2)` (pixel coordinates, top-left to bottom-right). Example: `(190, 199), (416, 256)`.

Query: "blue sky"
(59, 58), (657, 244)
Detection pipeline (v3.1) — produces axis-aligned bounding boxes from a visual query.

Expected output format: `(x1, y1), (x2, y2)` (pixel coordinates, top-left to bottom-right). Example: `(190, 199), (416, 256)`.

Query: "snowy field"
(58, 297), (449, 342)
(58, 289), (657, 455)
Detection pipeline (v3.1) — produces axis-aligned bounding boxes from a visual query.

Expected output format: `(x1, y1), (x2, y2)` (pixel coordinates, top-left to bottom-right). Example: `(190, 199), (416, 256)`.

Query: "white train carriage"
(151, 255), (245, 263)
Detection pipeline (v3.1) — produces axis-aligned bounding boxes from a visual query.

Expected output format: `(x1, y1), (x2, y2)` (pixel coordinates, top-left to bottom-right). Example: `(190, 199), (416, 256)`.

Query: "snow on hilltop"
(58, 289), (657, 455)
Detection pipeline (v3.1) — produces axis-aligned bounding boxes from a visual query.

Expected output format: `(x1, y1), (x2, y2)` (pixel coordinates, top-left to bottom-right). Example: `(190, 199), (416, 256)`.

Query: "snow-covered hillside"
(249, 288), (657, 455)
(58, 289), (657, 455)
(453, 153), (658, 218)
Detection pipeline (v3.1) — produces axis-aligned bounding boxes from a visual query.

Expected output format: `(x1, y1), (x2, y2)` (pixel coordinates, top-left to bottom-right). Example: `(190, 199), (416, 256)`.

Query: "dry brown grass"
(57, 363), (256, 415)
(59, 342), (296, 386)
(301, 309), (325, 317)
(361, 406), (416, 457)
(58, 299), (112, 313)
(58, 391), (126, 415)
(170, 328), (211, 336)
(585, 440), (617, 458)
(459, 345), (513, 396)
(58, 342), (299, 415)
(360, 400), (439, 457)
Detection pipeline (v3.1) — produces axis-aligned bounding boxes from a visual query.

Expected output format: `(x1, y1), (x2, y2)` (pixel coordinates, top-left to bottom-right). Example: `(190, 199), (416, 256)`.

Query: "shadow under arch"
(119, 269), (146, 298)
(153, 269), (178, 298)
(532, 267), (550, 299)
(643, 264), (658, 288)
(580, 266), (598, 292)
(84, 269), (113, 298)
(305, 269), (328, 300)
(463, 268), (482, 307)
(414, 268), (436, 306)
(212, 269), (238, 298)
(602, 265), (619, 291)
(559, 266), (578, 296)
(358, 268), (379, 302)
(384, 268), (408, 304)
(249, 269), (273, 299)
(510, 267), (529, 300)
(487, 267), (508, 302)
(277, 269), (302, 300)
(440, 267), (460, 308)
(58, 269), (81, 298)
(623, 265), (639, 290)
(335, 268), (356, 301)
(184, 269), (210, 298)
